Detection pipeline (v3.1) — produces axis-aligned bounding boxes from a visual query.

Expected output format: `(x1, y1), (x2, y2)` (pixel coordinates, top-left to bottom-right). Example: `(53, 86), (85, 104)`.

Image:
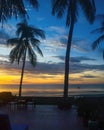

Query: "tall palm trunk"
(64, 19), (74, 99)
(19, 48), (27, 97)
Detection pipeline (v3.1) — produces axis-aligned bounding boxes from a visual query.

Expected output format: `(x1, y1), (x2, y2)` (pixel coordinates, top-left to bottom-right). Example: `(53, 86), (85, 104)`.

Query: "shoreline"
(0, 84), (104, 97)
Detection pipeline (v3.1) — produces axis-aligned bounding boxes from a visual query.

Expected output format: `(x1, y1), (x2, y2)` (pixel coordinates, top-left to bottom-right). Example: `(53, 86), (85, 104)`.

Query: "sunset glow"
(0, 0), (104, 96)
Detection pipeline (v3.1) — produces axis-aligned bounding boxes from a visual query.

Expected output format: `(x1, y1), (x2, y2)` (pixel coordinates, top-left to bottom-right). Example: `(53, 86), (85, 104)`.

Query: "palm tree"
(92, 20), (104, 59)
(0, 0), (38, 25)
(52, 0), (96, 99)
(7, 22), (45, 97)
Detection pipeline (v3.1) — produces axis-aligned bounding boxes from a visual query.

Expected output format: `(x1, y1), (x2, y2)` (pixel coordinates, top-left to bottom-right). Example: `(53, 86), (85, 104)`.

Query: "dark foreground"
(0, 93), (104, 130)
(0, 105), (88, 130)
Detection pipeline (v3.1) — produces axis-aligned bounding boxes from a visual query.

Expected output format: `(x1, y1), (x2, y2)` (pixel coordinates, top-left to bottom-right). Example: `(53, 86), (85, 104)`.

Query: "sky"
(0, 0), (104, 89)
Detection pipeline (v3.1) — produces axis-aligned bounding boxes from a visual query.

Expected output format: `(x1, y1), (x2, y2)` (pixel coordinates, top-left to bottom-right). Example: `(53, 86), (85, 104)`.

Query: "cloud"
(25, 5), (32, 11)
(81, 75), (99, 78)
(45, 26), (93, 54)
(53, 56), (96, 63)
(71, 57), (96, 63)
(0, 30), (9, 44)
(0, 31), (9, 39)
(0, 54), (9, 61)
(72, 38), (92, 52)
(57, 36), (92, 53)
(53, 56), (65, 62)
(0, 23), (16, 46)
(47, 26), (66, 34)
(70, 62), (104, 74)
(60, 37), (67, 45)
(36, 17), (45, 21)
(0, 56), (104, 76)
(41, 38), (66, 55)
(0, 23), (16, 38)
(20, 61), (64, 75)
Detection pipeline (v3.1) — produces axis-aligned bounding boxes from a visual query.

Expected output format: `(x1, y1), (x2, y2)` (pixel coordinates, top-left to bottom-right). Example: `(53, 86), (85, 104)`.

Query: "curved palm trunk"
(19, 49), (27, 97)
(64, 20), (74, 99)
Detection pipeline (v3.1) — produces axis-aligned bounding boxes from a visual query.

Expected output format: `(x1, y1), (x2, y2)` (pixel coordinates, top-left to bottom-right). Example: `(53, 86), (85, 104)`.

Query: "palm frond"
(0, 0), (9, 23)
(0, 0), (40, 24)
(28, 0), (39, 9)
(30, 38), (40, 46)
(78, 0), (95, 24)
(0, 0), (27, 24)
(91, 20), (104, 34)
(31, 27), (45, 39)
(91, 27), (104, 34)
(52, 0), (67, 18)
(92, 0), (96, 12)
(28, 46), (37, 67)
(7, 38), (20, 46)
(17, 43), (26, 64)
(66, 0), (78, 26)
(29, 38), (43, 56)
(16, 22), (45, 39)
(9, 39), (26, 64)
(35, 45), (43, 57)
(92, 35), (104, 50)
(13, 0), (27, 18)
(9, 46), (19, 63)
(7, 22), (44, 67)
(95, 14), (104, 21)
(0, 0), (39, 22)
(16, 22), (26, 37)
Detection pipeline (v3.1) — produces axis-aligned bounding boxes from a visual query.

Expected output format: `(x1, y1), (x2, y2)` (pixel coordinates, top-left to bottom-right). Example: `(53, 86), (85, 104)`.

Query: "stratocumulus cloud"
(0, 56), (103, 76)
(81, 75), (100, 78)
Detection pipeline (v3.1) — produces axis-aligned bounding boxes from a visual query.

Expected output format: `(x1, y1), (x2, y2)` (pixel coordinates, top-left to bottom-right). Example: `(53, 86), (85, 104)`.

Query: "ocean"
(0, 84), (104, 97)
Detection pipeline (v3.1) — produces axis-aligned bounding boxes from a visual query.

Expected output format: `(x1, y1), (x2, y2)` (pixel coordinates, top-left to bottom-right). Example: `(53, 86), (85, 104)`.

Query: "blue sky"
(0, 0), (104, 85)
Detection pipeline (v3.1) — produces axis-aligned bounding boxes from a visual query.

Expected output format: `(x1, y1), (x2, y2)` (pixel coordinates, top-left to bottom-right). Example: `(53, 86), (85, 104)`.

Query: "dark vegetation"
(0, 91), (104, 129)
(0, 92), (15, 106)
(76, 97), (104, 129)
(0, 92), (73, 110)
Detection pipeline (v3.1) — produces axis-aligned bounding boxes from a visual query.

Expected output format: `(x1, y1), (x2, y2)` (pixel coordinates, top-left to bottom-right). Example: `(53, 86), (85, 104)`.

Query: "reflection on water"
(0, 84), (104, 96)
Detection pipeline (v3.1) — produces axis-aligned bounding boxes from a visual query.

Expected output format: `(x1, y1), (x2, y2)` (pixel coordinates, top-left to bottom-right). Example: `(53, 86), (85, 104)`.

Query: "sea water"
(0, 84), (104, 97)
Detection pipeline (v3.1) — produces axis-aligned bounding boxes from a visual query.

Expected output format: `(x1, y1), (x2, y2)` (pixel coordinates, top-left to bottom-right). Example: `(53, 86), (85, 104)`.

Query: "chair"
(0, 114), (29, 130)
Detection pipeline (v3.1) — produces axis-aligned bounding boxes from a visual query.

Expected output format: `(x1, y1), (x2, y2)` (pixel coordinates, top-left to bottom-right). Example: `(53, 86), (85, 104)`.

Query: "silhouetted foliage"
(92, 17), (104, 59)
(7, 22), (45, 97)
(0, 0), (38, 25)
(0, 92), (15, 105)
(52, 0), (96, 98)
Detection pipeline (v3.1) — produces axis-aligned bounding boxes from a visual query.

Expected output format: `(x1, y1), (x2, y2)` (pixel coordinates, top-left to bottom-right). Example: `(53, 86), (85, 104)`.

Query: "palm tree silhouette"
(7, 22), (45, 97)
(92, 20), (104, 59)
(0, 0), (38, 25)
(52, 0), (96, 98)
